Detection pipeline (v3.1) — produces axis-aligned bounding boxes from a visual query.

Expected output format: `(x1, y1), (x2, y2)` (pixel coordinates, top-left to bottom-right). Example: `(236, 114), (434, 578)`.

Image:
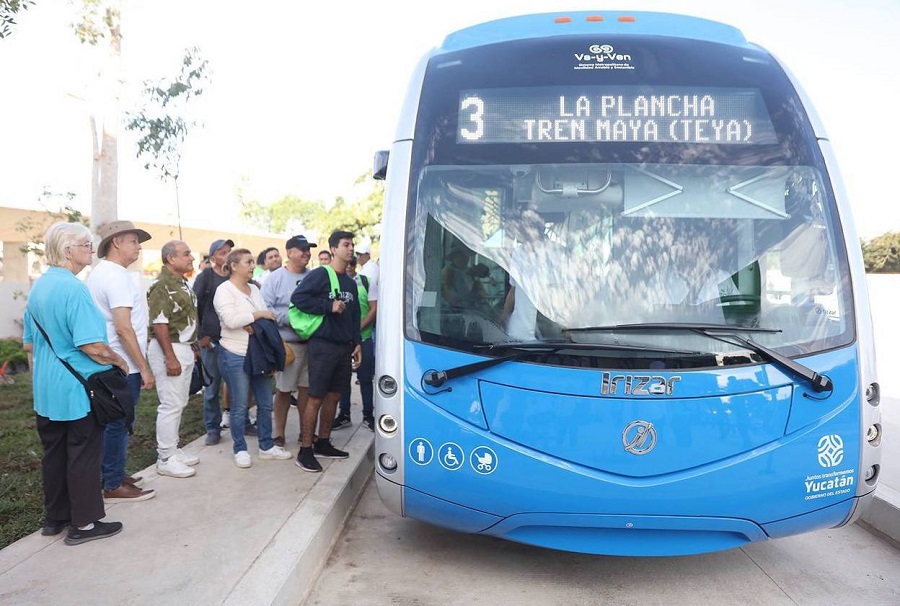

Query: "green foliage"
(15, 189), (89, 256)
(0, 0), (34, 39)
(0, 339), (27, 367)
(862, 232), (900, 273)
(241, 194), (324, 235)
(71, 0), (118, 46)
(240, 172), (384, 249)
(125, 47), (210, 182)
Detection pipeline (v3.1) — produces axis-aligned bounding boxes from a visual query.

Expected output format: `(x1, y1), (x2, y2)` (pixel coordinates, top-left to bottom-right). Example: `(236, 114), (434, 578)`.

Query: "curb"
(860, 485), (900, 547)
(223, 427), (374, 606)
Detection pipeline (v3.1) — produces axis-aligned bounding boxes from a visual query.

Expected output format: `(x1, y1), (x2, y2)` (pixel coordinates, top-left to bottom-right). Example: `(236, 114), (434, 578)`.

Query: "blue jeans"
(218, 347), (274, 453)
(101, 372), (142, 491)
(339, 338), (374, 419)
(201, 344), (223, 434)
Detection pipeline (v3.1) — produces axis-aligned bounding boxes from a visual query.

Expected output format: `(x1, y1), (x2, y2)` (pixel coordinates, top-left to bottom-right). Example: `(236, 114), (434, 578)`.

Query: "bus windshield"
(404, 36), (853, 366)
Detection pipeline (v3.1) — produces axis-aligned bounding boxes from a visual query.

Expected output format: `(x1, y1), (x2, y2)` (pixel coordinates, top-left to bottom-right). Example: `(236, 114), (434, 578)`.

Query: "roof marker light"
(554, 17), (572, 23)
(618, 16), (636, 22)
(586, 16), (604, 22)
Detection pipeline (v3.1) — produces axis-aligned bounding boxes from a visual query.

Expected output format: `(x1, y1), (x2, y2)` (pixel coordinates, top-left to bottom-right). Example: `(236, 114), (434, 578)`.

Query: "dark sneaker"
(245, 424), (258, 437)
(123, 475), (144, 488)
(331, 413), (352, 430)
(273, 435), (285, 448)
(205, 431), (221, 446)
(296, 447), (323, 473)
(363, 417), (375, 432)
(41, 519), (69, 536)
(64, 521), (123, 546)
(314, 438), (349, 459)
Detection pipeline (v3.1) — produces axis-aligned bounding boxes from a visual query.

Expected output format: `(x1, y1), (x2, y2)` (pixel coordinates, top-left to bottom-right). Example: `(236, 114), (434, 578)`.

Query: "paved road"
(309, 275), (900, 606)
(308, 480), (899, 606)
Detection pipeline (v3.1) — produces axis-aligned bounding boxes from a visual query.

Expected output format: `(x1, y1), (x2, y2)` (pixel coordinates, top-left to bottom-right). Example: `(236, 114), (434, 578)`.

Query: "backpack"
(288, 265), (340, 340)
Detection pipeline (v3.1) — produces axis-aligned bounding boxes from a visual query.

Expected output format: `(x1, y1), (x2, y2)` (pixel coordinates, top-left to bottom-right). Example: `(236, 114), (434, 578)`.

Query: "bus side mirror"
(373, 150), (389, 180)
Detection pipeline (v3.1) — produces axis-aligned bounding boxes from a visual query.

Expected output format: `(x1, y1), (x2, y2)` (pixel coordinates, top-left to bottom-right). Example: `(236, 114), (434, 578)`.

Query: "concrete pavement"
(0, 403), (374, 606)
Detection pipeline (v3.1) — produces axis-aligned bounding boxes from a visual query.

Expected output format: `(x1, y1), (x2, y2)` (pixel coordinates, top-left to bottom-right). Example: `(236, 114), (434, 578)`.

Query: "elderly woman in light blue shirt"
(23, 222), (128, 546)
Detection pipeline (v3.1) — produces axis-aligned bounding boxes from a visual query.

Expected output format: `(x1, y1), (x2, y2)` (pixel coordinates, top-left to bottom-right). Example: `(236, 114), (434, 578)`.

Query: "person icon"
(416, 440), (426, 463)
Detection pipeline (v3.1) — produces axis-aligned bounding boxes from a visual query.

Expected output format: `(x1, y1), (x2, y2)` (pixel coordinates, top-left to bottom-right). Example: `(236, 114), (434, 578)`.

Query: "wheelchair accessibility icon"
(470, 446), (498, 475)
(438, 442), (464, 471)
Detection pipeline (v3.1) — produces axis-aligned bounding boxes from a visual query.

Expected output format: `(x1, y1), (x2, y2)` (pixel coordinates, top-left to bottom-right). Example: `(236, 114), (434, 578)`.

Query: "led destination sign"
(457, 86), (777, 145)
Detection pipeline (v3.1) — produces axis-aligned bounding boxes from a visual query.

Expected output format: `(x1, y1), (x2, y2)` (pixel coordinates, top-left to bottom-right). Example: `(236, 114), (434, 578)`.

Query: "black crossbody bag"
(32, 318), (133, 428)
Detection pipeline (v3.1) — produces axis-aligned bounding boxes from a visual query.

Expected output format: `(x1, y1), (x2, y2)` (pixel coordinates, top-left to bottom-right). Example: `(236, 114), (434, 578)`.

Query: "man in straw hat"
(86, 220), (156, 503)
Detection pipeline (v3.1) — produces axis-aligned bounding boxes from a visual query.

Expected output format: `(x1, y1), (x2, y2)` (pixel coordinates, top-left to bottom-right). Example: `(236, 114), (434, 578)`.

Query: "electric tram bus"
(371, 12), (881, 556)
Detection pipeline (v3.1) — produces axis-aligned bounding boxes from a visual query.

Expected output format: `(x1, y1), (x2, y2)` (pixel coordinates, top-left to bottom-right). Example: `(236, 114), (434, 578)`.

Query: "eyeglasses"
(70, 242), (94, 251)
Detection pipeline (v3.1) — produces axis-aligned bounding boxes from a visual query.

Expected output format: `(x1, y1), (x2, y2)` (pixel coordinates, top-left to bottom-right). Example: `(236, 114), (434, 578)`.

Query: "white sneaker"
(175, 448), (200, 466)
(248, 405), (257, 425)
(220, 410), (230, 428)
(259, 445), (292, 460)
(157, 457), (196, 478)
(234, 451), (252, 468)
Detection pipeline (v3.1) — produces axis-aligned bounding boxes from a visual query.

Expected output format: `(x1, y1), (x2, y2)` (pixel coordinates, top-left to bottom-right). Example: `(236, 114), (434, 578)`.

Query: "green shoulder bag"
(288, 265), (340, 340)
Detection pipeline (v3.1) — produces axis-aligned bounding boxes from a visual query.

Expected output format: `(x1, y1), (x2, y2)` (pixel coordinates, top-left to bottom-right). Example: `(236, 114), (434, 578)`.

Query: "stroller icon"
(471, 447), (497, 474)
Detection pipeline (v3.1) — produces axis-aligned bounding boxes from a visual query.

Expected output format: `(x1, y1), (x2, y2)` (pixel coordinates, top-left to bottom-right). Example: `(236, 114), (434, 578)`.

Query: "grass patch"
(0, 375), (205, 550)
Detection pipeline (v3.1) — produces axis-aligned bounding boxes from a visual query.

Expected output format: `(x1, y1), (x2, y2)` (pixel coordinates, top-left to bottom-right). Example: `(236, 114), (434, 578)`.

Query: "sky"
(0, 0), (898, 239)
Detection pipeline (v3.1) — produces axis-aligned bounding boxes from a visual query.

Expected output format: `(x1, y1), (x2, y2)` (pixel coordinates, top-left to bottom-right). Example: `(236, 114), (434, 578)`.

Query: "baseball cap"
(355, 243), (371, 255)
(209, 238), (235, 257)
(286, 235), (317, 250)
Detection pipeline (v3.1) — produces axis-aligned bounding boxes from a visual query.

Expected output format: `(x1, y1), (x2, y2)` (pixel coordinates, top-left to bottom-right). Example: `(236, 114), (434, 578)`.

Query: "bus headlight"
(379, 453), (398, 472)
(379, 414), (397, 434)
(379, 375), (398, 396)
(866, 383), (880, 406)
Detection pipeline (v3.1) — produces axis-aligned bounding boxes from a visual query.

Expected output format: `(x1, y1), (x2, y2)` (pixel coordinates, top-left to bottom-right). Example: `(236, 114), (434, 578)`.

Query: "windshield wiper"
(567, 322), (781, 334)
(423, 340), (700, 388)
(568, 323), (832, 393)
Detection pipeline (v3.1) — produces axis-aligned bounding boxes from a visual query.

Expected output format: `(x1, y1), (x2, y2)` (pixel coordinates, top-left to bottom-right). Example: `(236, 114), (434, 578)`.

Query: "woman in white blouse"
(213, 248), (292, 468)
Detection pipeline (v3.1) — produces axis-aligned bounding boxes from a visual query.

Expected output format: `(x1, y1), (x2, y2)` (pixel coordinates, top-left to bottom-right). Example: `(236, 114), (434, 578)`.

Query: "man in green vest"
(333, 255), (377, 431)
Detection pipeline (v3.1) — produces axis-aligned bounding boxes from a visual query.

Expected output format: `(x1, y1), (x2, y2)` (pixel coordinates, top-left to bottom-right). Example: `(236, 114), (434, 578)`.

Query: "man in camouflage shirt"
(147, 240), (201, 479)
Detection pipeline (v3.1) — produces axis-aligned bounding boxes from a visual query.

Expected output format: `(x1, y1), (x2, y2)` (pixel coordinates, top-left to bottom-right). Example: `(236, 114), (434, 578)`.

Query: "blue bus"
(371, 12), (881, 556)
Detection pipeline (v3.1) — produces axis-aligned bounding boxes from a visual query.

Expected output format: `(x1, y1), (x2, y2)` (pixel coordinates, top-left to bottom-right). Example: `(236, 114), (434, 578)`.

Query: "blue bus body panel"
(439, 12), (751, 54)
(400, 340), (863, 554)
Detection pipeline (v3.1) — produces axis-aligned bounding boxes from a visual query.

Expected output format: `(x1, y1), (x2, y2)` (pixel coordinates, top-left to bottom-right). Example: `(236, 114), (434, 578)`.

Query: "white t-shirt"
(359, 260), (379, 302)
(86, 259), (149, 374)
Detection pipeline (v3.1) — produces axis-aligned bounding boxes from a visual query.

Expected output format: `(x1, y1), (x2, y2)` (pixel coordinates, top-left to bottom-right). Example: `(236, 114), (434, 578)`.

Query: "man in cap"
(192, 238), (234, 445)
(261, 235), (317, 446)
(355, 242), (380, 287)
(86, 220), (156, 503)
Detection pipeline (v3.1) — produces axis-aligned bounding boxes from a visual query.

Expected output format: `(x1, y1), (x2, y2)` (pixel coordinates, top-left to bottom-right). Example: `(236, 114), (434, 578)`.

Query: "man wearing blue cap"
(192, 238), (233, 445)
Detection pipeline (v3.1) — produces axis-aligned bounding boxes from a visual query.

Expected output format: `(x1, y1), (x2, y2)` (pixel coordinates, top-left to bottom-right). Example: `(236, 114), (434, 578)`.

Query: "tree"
(125, 47), (210, 240)
(15, 189), (89, 258)
(313, 173), (384, 247)
(862, 232), (900, 273)
(239, 172), (384, 248)
(72, 0), (123, 231)
(0, 0), (34, 38)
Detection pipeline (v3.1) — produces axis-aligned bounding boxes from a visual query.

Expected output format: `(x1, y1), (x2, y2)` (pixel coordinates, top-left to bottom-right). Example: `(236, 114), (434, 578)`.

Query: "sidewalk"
(0, 400), (374, 606)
